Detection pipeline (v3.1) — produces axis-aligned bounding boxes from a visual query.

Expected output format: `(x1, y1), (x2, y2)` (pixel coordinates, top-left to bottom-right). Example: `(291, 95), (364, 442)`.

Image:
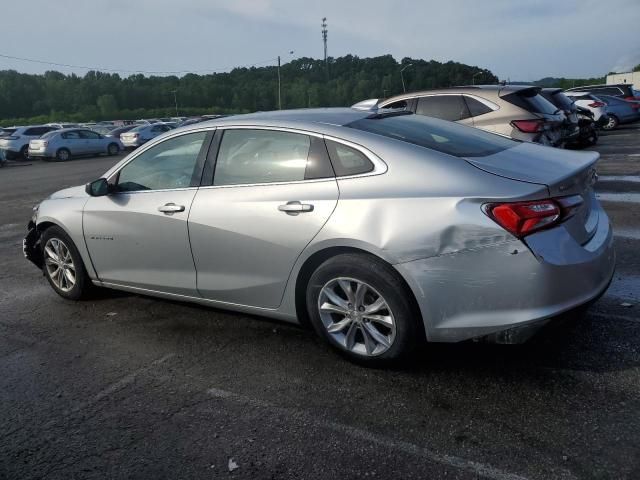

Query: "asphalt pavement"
(1, 128), (639, 480)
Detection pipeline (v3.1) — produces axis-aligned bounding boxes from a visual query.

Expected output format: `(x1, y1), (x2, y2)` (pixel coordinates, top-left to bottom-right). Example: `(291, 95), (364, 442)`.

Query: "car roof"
(179, 108), (372, 132)
(379, 84), (539, 104)
(566, 84), (629, 91)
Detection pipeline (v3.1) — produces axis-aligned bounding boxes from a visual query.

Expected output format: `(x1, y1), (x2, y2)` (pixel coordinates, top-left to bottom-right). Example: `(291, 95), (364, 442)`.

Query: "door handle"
(158, 203), (185, 214)
(278, 201), (314, 215)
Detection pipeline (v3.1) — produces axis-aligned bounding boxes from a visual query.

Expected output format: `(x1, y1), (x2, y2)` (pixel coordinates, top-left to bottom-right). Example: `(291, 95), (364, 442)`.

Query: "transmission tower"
(322, 17), (328, 72)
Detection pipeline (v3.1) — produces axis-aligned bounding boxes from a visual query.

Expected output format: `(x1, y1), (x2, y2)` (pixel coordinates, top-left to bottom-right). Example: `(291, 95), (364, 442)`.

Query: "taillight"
(485, 196), (585, 238)
(485, 199), (561, 238)
(510, 119), (544, 133)
(588, 101), (605, 108)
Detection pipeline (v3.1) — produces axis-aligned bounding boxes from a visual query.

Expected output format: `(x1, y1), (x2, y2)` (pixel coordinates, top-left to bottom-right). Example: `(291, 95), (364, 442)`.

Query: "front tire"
(306, 253), (421, 366)
(41, 226), (93, 300)
(20, 145), (29, 160)
(55, 148), (71, 162)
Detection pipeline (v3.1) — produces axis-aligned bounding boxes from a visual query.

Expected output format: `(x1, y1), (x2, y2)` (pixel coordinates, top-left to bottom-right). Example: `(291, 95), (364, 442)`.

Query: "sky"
(1, 0), (638, 80)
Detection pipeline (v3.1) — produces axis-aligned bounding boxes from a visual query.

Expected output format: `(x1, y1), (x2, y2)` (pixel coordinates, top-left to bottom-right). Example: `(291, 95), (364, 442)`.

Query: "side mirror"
(85, 178), (110, 197)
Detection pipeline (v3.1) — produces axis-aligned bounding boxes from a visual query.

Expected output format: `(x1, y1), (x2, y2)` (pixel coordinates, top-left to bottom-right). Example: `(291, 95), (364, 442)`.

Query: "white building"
(606, 71), (640, 87)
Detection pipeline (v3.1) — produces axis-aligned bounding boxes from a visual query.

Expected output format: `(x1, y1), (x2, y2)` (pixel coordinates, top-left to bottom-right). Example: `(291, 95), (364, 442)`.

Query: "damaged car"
(24, 109), (615, 365)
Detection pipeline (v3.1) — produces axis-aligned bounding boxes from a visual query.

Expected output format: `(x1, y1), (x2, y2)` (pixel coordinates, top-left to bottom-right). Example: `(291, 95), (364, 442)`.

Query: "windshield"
(129, 125), (148, 133)
(347, 114), (518, 157)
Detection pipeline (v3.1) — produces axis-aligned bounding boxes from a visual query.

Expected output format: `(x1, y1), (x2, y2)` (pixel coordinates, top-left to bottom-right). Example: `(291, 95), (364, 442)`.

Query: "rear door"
(78, 129), (104, 154)
(61, 130), (86, 154)
(188, 128), (339, 308)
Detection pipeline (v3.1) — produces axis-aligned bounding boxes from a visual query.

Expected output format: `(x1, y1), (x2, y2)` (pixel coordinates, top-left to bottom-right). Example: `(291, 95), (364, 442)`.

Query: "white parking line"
(598, 175), (640, 183)
(614, 228), (640, 240)
(596, 193), (640, 203)
(207, 387), (531, 480)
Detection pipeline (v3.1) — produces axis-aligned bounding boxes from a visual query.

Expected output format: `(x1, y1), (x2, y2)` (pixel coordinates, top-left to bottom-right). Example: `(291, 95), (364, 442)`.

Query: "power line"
(0, 52), (281, 75)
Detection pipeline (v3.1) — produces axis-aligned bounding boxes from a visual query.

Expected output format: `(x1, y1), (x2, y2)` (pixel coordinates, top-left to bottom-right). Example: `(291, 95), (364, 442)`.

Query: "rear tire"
(55, 148), (71, 162)
(107, 143), (119, 156)
(41, 226), (93, 300)
(603, 115), (619, 131)
(20, 145), (29, 160)
(306, 253), (421, 366)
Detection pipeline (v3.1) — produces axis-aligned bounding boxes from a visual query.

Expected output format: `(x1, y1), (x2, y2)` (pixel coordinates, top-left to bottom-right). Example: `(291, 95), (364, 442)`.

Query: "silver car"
(120, 123), (174, 148)
(23, 109), (615, 365)
(29, 128), (123, 161)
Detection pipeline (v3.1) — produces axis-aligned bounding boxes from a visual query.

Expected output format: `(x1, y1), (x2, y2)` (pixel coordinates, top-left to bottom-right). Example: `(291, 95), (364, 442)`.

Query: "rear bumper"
(395, 207), (615, 343)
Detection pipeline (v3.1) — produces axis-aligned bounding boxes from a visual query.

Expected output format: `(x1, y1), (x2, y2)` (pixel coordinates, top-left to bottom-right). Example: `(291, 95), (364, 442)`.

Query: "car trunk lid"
(465, 142), (600, 245)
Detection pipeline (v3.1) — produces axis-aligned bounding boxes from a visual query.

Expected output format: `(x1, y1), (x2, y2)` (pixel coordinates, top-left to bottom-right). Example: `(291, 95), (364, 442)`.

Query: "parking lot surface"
(1, 129), (639, 479)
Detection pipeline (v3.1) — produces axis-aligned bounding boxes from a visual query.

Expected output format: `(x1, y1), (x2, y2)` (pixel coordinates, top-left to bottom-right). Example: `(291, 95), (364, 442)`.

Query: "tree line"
(0, 54), (607, 126)
(0, 55), (499, 125)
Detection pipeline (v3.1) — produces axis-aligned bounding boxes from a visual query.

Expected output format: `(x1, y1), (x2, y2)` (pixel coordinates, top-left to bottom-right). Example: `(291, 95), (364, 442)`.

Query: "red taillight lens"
(486, 200), (561, 238)
(510, 119), (544, 133)
(588, 101), (605, 108)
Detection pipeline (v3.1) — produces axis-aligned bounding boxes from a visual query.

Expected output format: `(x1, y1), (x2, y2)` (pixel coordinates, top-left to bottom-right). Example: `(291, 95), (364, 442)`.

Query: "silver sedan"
(23, 109), (615, 365)
(28, 128), (123, 161)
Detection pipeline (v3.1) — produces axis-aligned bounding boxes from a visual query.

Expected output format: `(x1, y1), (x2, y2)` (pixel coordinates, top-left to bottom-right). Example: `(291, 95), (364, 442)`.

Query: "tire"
(603, 115), (619, 131)
(306, 253), (421, 366)
(55, 148), (71, 162)
(41, 226), (93, 300)
(107, 143), (119, 156)
(20, 145), (29, 160)
(586, 127), (598, 146)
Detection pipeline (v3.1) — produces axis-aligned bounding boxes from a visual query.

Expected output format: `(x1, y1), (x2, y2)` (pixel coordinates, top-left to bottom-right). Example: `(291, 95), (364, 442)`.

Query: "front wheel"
(603, 115), (619, 131)
(41, 226), (93, 300)
(20, 145), (29, 160)
(55, 148), (71, 162)
(306, 253), (421, 366)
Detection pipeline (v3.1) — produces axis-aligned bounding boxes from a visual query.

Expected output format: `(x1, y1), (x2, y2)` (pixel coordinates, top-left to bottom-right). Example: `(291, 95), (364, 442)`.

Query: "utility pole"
(400, 64), (413, 93)
(322, 17), (328, 74)
(171, 89), (178, 116)
(277, 56), (281, 110)
(472, 71), (482, 85)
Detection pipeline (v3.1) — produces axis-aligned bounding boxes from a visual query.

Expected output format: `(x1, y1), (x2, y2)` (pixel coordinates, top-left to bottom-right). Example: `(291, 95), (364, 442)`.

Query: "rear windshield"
(41, 130), (59, 139)
(505, 89), (558, 114)
(0, 128), (17, 137)
(346, 114), (517, 158)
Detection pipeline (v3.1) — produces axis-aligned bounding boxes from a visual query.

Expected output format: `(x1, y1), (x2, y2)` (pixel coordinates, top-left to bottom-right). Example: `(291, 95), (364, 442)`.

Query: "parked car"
(566, 83), (639, 104)
(564, 92), (609, 126)
(91, 125), (118, 135)
(375, 85), (566, 146)
(105, 125), (137, 139)
(46, 123), (80, 130)
(0, 125), (58, 159)
(0, 148), (6, 167)
(120, 123), (174, 148)
(597, 95), (640, 130)
(569, 106), (599, 148)
(541, 88), (579, 146)
(28, 128), (123, 161)
(24, 109), (614, 365)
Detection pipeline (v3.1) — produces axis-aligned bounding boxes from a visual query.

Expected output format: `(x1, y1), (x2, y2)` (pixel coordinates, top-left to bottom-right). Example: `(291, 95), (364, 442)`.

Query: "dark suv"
(566, 83), (639, 102)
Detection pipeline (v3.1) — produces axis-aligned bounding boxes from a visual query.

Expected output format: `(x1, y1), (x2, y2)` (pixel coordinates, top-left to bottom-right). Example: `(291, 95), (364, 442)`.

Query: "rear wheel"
(107, 143), (119, 155)
(603, 115), (619, 131)
(306, 253), (421, 366)
(20, 145), (29, 160)
(55, 148), (71, 162)
(41, 226), (93, 300)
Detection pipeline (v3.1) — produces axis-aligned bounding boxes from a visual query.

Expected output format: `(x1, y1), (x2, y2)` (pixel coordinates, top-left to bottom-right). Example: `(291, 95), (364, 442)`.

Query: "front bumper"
(395, 208), (615, 343)
(23, 221), (43, 269)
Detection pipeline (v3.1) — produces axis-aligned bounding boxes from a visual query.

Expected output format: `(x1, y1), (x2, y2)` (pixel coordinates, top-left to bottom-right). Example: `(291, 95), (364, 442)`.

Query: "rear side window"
(214, 129), (315, 186)
(79, 130), (100, 139)
(416, 95), (471, 121)
(382, 100), (408, 110)
(347, 114), (517, 158)
(62, 131), (82, 139)
(325, 140), (374, 176)
(504, 89), (558, 114)
(464, 97), (493, 117)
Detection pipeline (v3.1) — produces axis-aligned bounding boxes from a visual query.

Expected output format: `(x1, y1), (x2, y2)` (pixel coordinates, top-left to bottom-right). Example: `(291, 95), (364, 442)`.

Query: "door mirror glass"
(86, 178), (110, 197)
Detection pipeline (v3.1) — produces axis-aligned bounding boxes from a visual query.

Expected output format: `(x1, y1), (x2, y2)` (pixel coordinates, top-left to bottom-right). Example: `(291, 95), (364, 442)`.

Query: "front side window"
(416, 95), (471, 121)
(116, 131), (207, 192)
(213, 129), (313, 186)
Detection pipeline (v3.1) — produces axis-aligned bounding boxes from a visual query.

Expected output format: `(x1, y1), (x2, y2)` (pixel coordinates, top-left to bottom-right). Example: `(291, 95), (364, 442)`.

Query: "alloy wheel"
(44, 238), (76, 292)
(318, 277), (396, 356)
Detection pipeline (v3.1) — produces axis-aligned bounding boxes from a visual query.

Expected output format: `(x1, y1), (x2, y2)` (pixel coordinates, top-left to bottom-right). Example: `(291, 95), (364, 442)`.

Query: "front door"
(189, 128), (339, 308)
(83, 130), (210, 295)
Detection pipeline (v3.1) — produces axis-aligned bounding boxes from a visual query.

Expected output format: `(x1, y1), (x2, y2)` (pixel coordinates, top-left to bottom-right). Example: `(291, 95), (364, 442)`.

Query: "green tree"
(96, 94), (118, 117)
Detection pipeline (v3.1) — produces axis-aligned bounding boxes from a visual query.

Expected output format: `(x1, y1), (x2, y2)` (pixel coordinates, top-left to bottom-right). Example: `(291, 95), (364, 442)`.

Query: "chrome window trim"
(197, 125), (387, 190)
